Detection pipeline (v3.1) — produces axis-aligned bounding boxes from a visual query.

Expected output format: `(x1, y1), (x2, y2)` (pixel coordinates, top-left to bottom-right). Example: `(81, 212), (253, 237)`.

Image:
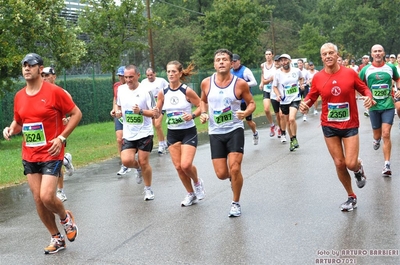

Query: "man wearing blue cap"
(110, 66), (131, 175)
(3, 53), (82, 253)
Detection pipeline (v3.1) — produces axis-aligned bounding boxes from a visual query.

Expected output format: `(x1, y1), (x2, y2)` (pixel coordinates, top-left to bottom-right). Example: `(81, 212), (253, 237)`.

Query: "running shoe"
(44, 235), (66, 254)
(253, 131), (259, 145)
(194, 178), (205, 200)
(277, 128), (282, 138)
(144, 188), (155, 201)
(136, 168), (143, 184)
(280, 135), (287, 143)
(382, 163), (392, 176)
(61, 210), (78, 242)
(373, 139), (381, 150)
(354, 159), (366, 188)
(181, 193), (198, 207)
(314, 110), (318, 115)
(63, 153), (74, 176)
(117, 165), (131, 175)
(290, 139), (296, 151)
(364, 110), (370, 117)
(158, 144), (166, 155)
(303, 114), (307, 122)
(56, 190), (67, 202)
(229, 202), (241, 217)
(340, 196), (357, 212)
(293, 138), (299, 149)
(269, 125), (276, 137)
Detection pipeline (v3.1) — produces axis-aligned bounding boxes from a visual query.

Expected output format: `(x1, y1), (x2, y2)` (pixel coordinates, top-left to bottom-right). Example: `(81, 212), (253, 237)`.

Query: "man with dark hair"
(273, 54), (304, 151)
(231, 53), (259, 145)
(200, 49), (255, 217)
(110, 66), (131, 176)
(42, 66), (75, 202)
(259, 49), (278, 136)
(3, 53), (81, 253)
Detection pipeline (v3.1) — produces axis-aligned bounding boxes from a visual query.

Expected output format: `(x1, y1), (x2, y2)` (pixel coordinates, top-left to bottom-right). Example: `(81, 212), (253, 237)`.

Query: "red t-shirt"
(113, 81), (122, 99)
(305, 66), (372, 129)
(14, 82), (76, 162)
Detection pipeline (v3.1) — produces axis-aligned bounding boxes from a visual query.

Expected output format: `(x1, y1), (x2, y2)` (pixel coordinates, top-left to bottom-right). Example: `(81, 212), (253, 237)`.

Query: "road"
(1, 102), (399, 265)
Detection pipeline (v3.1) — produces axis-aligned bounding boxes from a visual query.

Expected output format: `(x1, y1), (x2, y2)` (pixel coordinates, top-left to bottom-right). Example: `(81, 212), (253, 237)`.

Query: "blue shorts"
(114, 118), (123, 131)
(369, 109), (395, 129)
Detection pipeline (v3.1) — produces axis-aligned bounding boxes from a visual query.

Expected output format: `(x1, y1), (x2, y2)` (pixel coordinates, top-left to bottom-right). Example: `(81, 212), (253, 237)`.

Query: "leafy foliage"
(0, 0), (85, 96)
(193, 0), (270, 68)
(78, 0), (149, 82)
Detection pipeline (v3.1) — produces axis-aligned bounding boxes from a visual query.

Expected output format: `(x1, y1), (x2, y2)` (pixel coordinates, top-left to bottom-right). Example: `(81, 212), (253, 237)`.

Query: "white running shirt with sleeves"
(117, 84), (154, 141)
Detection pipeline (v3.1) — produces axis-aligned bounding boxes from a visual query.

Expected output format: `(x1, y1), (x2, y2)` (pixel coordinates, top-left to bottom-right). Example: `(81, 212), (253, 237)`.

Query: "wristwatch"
(139, 109), (144, 115)
(192, 113), (196, 119)
(57, 135), (66, 143)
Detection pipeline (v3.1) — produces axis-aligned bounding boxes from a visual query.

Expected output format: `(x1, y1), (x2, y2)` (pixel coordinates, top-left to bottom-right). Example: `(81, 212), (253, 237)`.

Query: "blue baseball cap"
(117, 66), (125, 76)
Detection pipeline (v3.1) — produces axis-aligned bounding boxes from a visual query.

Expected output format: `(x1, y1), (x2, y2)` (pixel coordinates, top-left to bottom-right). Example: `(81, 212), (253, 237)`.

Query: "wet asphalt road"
(1, 102), (400, 265)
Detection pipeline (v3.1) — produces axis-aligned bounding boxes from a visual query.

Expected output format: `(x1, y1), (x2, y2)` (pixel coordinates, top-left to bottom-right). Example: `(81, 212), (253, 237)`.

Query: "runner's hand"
(3, 127), (12, 140)
(360, 96), (375, 109)
(200, 113), (209, 124)
(48, 137), (63, 157)
(299, 99), (311, 114)
(236, 110), (246, 120)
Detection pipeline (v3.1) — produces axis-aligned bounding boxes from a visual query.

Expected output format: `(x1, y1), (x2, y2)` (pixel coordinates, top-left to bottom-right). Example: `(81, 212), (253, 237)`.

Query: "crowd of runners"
(2, 42), (400, 254)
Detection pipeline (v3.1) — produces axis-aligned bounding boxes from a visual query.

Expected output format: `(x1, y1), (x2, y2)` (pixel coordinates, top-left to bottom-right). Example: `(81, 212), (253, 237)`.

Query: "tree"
(313, 0), (387, 60)
(193, 0), (270, 68)
(298, 23), (327, 64)
(0, 0), (85, 96)
(78, 0), (148, 82)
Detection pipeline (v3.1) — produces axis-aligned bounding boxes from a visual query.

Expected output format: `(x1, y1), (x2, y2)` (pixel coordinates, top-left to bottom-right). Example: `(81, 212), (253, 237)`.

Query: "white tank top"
(163, 84), (195, 130)
(208, 74), (244, 134)
(262, 62), (275, 92)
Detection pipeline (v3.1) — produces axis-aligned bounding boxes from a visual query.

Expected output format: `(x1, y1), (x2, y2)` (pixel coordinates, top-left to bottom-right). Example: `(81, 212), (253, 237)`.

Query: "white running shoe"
(63, 153), (74, 176)
(229, 202), (241, 217)
(314, 110), (318, 115)
(253, 131), (259, 145)
(136, 168), (143, 184)
(181, 193), (198, 207)
(56, 190), (67, 202)
(280, 135), (287, 143)
(158, 144), (166, 155)
(117, 165), (131, 176)
(144, 188), (155, 201)
(194, 178), (205, 200)
(303, 114), (307, 122)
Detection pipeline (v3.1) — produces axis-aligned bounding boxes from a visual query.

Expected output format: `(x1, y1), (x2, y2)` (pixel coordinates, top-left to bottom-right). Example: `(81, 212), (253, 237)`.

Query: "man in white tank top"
(200, 48), (255, 217)
(259, 49), (278, 137)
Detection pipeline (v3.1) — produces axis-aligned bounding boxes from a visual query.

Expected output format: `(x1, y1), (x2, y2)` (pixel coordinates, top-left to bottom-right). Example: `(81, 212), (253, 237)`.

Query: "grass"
(0, 94), (265, 188)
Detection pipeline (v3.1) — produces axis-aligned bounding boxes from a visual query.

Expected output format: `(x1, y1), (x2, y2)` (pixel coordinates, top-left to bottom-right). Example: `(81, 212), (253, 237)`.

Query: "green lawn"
(0, 94), (265, 188)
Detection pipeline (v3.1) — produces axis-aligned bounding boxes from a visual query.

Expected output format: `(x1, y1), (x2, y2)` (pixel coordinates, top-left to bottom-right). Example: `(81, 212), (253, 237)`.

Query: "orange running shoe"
(44, 235), (66, 254)
(61, 210), (78, 242)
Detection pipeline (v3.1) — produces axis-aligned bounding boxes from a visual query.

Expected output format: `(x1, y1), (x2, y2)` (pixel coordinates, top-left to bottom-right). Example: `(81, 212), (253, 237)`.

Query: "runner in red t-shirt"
(299, 43), (374, 212)
(3, 53), (82, 254)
